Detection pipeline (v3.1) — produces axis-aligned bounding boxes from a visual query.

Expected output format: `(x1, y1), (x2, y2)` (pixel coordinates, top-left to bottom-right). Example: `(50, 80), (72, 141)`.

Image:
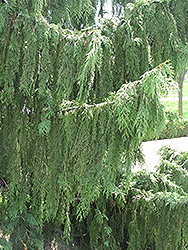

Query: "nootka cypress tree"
(0, 0), (187, 249)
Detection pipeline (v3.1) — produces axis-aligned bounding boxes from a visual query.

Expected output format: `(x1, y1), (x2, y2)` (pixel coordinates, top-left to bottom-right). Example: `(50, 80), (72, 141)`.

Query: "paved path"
(134, 136), (188, 172)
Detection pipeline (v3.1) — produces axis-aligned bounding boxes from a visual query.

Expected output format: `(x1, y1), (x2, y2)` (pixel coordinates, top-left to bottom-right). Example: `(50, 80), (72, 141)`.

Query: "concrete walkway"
(134, 136), (188, 172)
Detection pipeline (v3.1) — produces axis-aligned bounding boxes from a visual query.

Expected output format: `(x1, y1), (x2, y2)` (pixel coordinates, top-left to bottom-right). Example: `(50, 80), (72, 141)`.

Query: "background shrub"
(145, 111), (188, 141)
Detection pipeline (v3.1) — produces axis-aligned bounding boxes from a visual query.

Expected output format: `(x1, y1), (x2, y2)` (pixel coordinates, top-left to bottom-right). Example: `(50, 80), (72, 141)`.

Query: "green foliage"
(113, 0), (188, 77)
(158, 146), (188, 192)
(162, 112), (188, 139)
(0, 0), (188, 249)
(113, 16), (149, 87)
(42, 0), (99, 29)
(0, 238), (13, 250)
(145, 111), (188, 140)
(121, 151), (188, 250)
(169, 0), (188, 45)
(56, 148), (188, 249)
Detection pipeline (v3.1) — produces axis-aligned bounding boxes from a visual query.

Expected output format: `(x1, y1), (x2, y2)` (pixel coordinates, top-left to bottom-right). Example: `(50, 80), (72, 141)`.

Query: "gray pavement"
(134, 136), (188, 172)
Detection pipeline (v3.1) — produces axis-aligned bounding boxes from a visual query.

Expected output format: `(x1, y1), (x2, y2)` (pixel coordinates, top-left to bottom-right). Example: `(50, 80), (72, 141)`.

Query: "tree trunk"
(177, 68), (187, 117)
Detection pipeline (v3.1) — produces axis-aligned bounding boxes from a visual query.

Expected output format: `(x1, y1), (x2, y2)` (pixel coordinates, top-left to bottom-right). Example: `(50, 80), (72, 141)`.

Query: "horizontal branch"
(60, 100), (115, 112)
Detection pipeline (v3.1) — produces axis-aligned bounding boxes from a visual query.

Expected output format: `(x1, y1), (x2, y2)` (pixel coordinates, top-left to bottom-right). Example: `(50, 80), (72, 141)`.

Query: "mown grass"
(161, 79), (188, 119)
(183, 80), (188, 96)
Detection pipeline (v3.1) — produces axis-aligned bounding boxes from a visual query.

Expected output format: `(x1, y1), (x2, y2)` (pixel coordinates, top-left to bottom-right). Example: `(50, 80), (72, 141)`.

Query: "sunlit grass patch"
(162, 100), (188, 119)
(161, 79), (188, 119)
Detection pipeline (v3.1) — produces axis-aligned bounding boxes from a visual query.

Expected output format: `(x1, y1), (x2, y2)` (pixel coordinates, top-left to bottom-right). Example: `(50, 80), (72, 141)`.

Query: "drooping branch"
(60, 100), (115, 112)
(59, 61), (175, 114)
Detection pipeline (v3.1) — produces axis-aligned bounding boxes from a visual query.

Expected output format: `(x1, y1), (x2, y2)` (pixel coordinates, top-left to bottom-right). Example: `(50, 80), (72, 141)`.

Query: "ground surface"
(135, 136), (188, 172)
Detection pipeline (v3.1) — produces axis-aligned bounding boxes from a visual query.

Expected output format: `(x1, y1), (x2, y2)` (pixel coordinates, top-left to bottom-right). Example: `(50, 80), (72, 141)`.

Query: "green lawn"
(161, 79), (188, 119)
(183, 80), (188, 96)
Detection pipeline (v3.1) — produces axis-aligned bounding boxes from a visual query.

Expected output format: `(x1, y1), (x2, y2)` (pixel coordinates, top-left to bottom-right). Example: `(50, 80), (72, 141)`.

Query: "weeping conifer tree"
(113, 0), (188, 116)
(0, 0), (187, 249)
